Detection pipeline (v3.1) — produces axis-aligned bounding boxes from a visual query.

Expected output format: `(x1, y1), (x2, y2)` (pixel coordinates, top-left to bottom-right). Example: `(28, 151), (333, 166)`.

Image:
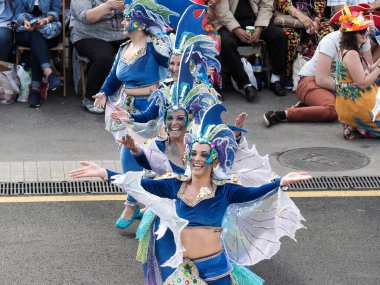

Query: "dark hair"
(340, 31), (361, 53)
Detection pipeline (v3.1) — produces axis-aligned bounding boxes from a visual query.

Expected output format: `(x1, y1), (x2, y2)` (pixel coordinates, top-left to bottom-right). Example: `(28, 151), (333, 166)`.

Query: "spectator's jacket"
(0, 0), (14, 28)
(208, 0), (274, 32)
(14, 0), (61, 24)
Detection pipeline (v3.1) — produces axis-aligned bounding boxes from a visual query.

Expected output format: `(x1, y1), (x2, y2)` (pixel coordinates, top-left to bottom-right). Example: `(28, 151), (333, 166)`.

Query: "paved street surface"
(0, 85), (379, 284)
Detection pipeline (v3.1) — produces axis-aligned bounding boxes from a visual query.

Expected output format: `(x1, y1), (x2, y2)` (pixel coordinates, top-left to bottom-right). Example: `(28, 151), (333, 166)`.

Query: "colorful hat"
(330, 5), (369, 32)
(124, 0), (179, 36)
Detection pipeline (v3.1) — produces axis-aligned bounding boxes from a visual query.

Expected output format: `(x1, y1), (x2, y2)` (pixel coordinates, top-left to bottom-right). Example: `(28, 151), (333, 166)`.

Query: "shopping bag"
(0, 62), (20, 104)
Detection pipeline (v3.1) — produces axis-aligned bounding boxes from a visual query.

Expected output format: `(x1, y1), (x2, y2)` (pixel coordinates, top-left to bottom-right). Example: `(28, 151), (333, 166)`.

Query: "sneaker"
(269, 81), (286, 96)
(291, 101), (308, 108)
(47, 73), (62, 91)
(243, 84), (258, 102)
(82, 98), (105, 114)
(263, 111), (280, 128)
(28, 89), (41, 107)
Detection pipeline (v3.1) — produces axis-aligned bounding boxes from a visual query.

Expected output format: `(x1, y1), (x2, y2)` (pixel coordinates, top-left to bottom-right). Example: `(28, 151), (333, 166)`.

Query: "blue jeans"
(15, 31), (59, 83)
(0, 27), (13, 62)
(122, 97), (150, 203)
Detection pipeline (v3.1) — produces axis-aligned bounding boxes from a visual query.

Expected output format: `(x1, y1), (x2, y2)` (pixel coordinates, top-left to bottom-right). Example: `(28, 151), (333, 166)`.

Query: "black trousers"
(75, 38), (125, 99)
(219, 23), (287, 89)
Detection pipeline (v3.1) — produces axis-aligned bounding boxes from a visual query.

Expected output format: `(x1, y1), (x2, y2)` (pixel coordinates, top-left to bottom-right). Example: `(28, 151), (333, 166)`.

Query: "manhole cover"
(278, 147), (370, 172)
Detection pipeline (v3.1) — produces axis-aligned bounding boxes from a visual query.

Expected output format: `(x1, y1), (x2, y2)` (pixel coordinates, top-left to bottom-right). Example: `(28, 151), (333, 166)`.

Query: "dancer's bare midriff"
(181, 227), (222, 259)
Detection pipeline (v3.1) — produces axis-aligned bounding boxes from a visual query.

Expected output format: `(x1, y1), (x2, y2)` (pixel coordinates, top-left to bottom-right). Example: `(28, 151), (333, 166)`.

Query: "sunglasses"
(358, 29), (368, 35)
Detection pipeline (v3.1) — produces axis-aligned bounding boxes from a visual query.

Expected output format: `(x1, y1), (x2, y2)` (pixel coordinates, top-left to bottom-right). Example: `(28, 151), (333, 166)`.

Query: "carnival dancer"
(111, 3), (221, 125)
(107, 104), (312, 284)
(334, 6), (380, 138)
(89, 0), (177, 228)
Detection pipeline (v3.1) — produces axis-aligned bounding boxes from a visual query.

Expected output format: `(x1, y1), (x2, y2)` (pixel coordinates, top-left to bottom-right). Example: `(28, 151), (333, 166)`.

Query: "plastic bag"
(0, 62), (20, 104)
(231, 57), (257, 94)
(17, 65), (31, 102)
(292, 53), (309, 91)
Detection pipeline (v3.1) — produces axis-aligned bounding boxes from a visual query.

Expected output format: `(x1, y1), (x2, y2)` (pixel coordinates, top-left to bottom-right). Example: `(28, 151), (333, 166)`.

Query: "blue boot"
(115, 205), (141, 229)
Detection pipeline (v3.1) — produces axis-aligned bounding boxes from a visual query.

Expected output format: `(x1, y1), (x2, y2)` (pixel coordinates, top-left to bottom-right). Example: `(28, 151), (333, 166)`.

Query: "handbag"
(16, 17), (62, 39)
(274, 12), (305, 29)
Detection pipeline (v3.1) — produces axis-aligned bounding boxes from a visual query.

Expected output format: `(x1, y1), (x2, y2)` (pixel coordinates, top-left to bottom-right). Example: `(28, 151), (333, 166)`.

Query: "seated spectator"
(208, 0), (288, 102)
(0, 0), (14, 62)
(14, 0), (63, 107)
(276, 0), (336, 89)
(70, 0), (125, 114)
(334, 7), (380, 138)
(263, 30), (372, 127)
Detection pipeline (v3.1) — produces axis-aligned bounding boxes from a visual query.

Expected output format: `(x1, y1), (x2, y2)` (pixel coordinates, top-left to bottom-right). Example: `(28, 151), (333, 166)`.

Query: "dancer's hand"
(280, 172), (312, 186)
(111, 106), (132, 123)
(118, 135), (141, 154)
(234, 112), (247, 138)
(93, 93), (107, 108)
(70, 161), (107, 180)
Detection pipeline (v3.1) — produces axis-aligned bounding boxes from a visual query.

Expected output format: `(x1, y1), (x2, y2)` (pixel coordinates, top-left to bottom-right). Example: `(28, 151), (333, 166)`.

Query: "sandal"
(343, 125), (355, 140)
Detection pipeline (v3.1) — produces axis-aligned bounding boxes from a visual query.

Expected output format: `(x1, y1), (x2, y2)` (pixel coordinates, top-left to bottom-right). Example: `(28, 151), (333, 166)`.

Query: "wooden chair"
(15, 0), (67, 97)
(73, 48), (90, 99)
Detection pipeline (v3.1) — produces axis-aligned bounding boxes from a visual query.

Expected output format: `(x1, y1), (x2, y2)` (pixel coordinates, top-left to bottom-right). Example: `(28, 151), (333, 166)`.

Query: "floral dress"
(334, 51), (380, 137)
(276, 0), (336, 84)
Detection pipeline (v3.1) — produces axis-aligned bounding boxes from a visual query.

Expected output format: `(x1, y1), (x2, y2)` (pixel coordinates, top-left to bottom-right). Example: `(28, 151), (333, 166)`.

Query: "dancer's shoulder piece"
(155, 171), (178, 180)
(148, 35), (171, 58)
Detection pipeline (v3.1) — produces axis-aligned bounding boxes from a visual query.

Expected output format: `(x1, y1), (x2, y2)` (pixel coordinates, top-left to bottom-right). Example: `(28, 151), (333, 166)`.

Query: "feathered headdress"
(170, 4), (221, 80)
(149, 44), (220, 125)
(124, 0), (179, 36)
(185, 104), (238, 176)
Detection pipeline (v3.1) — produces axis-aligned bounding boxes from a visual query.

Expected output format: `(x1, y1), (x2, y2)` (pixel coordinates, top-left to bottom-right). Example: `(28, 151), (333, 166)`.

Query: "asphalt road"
(1, 84), (379, 285)
(0, 195), (379, 285)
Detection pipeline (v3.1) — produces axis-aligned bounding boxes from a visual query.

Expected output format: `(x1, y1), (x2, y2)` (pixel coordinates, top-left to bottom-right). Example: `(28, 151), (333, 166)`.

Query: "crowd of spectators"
(0, 0), (379, 138)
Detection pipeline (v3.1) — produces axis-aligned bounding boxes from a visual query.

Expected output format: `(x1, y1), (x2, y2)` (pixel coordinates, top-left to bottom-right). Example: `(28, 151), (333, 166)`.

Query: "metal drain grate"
(1, 176), (379, 195)
(289, 176), (380, 191)
(0, 181), (123, 196)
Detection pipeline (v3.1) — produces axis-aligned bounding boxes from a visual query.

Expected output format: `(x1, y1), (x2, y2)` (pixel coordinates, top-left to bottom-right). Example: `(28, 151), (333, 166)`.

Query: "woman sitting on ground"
(335, 6), (380, 138)
(263, 28), (372, 128)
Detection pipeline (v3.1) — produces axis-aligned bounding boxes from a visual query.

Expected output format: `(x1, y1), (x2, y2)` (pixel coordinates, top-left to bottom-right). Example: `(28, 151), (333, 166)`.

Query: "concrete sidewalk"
(0, 84), (379, 181)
